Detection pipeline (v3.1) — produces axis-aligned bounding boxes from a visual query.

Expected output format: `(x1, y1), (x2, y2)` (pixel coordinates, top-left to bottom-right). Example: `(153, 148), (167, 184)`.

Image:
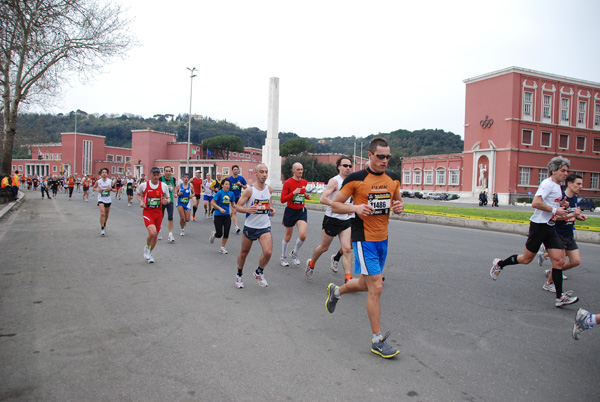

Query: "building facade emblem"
(480, 115), (494, 129)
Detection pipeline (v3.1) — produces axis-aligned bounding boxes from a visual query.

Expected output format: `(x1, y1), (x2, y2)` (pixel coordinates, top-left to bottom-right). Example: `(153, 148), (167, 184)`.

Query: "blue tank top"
(177, 183), (191, 206)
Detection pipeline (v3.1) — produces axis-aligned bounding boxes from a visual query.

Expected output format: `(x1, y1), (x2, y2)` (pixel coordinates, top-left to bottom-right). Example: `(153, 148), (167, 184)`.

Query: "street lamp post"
(186, 67), (197, 174)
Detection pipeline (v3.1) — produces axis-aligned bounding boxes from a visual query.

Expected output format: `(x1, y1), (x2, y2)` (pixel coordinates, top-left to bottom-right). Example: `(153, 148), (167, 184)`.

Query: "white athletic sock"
(281, 240), (289, 257)
(293, 238), (304, 254)
(588, 314), (597, 328)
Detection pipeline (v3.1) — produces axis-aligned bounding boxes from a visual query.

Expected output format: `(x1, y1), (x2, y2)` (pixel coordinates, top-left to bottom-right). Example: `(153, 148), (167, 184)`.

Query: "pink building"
(14, 132), (131, 178)
(402, 67), (600, 203)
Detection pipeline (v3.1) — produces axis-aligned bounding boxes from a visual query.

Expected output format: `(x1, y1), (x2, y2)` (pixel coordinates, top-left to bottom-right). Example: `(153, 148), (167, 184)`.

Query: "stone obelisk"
(262, 77), (283, 191)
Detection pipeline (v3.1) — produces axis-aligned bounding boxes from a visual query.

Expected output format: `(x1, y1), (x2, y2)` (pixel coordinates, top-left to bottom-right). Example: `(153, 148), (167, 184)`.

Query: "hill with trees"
(8, 113), (463, 164)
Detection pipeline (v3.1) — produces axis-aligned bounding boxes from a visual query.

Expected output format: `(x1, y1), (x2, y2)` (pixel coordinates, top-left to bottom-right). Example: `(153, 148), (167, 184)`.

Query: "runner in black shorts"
(490, 156), (578, 307)
(305, 156), (354, 283)
(280, 163), (312, 266)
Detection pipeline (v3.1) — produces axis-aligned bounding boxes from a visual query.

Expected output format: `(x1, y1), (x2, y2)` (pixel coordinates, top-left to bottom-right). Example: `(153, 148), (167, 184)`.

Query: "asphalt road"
(1, 191), (599, 402)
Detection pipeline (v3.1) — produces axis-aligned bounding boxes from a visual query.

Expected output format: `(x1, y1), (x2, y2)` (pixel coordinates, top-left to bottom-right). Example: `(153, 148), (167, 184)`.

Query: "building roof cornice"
(464, 66), (600, 89)
(61, 132), (106, 138)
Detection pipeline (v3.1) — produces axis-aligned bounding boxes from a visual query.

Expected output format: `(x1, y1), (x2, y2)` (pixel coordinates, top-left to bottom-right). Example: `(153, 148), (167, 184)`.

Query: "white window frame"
(593, 138), (600, 154)
(538, 168), (548, 185)
(232, 152), (238, 157)
(590, 173), (599, 189)
(435, 168), (446, 185)
(558, 133), (569, 150)
(542, 94), (552, 122)
(125, 156), (131, 163)
(576, 136), (586, 151)
(246, 154), (250, 159)
(115, 155), (123, 163)
(449, 169), (460, 185)
(595, 103), (600, 127)
(560, 98), (570, 123)
(45, 154), (49, 159)
(578, 100), (587, 128)
(111, 166), (116, 174)
(106, 154), (114, 162)
(403, 170), (411, 185)
(52, 165), (57, 172)
(521, 129), (533, 146)
(519, 167), (531, 186)
(55, 153), (59, 160)
(117, 167), (123, 173)
(239, 153), (244, 158)
(413, 169), (422, 185)
(222, 167), (230, 175)
(424, 170), (434, 185)
(540, 131), (551, 148)
(523, 91), (533, 120)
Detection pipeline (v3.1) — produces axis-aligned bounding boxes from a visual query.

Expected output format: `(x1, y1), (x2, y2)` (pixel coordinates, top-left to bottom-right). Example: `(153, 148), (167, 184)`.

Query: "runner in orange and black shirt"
(325, 137), (404, 359)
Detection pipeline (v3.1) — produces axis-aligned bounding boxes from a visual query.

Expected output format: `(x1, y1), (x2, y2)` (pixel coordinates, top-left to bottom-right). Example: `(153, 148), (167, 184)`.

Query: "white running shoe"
(147, 254), (155, 263)
(544, 269), (567, 280)
(180, 229), (185, 236)
(253, 271), (268, 287)
(305, 259), (314, 280)
(542, 281), (555, 293)
(572, 308), (592, 340)
(280, 256), (289, 267)
(490, 258), (501, 280)
(235, 276), (244, 289)
(219, 246), (228, 254)
(157, 232), (162, 240)
(290, 251), (300, 266)
(128, 203), (131, 207)
(537, 252), (544, 266)
(168, 233), (175, 243)
(330, 254), (339, 273)
(101, 229), (106, 236)
(210, 231), (216, 244)
(144, 246), (151, 260)
(555, 293), (578, 307)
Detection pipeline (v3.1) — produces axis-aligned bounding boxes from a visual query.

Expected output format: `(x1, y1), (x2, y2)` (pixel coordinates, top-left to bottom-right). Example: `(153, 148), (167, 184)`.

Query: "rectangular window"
(45, 154), (49, 159)
(595, 104), (600, 126)
(523, 91), (533, 117)
(246, 154), (250, 159)
(403, 170), (411, 184)
(541, 131), (551, 147)
(239, 153), (244, 158)
(116, 155), (123, 163)
(222, 167), (230, 175)
(449, 169), (460, 185)
(576, 136), (586, 151)
(521, 129), (533, 145)
(52, 165), (57, 172)
(538, 168), (548, 184)
(232, 152), (238, 157)
(106, 154), (114, 162)
(561, 98), (570, 122)
(591, 173), (599, 189)
(125, 156), (131, 163)
(436, 169), (446, 185)
(519, 167), (531, 186)
(578, 101), (587, 126)
(593, 138), (600, 153)
(117, 167), (123, 174)
(18, 165), (22, 171)
(424, 170), (433, 185)
(559, 133), (569, 149)
(111, 166), (116, 174)
(55, 153), (59, 160)
(542, 94), (552, 119)
(413, 170), (422, 185)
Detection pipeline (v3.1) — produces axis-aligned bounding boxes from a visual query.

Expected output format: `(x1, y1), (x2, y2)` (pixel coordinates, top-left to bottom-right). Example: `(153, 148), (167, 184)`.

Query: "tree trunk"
(1, 105), (18, 177)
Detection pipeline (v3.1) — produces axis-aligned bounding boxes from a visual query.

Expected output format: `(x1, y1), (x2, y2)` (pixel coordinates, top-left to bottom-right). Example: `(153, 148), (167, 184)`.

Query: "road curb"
(301, 202), (600, 245)
(0, 191), (25, 220)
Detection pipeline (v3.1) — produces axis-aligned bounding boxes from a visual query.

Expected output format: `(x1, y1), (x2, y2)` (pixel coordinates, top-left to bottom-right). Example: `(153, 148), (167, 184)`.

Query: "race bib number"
(368, 192), (391, 215)
(292, 193), (305, 205)
(232, 184), (240, 191)
(101, 190), (110, 197)
(254, 199), (270, 214)
(147, 197), (161, 208)
(180, 197), (189, 204)
(167, 185), (173, 193)
(127, 183), (133, 190)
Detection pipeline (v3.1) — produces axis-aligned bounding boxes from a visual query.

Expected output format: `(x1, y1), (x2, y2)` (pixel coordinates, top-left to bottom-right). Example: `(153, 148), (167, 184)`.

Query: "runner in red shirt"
(136, 167), (170, 264)
(191, 170), (203, 221)
(279, 162), (312, 267)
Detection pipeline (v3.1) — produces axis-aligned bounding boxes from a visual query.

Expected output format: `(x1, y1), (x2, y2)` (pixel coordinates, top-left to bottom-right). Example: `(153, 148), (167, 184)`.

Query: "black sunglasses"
(373, 153), (392, 160)
(340, 164), (353, 168)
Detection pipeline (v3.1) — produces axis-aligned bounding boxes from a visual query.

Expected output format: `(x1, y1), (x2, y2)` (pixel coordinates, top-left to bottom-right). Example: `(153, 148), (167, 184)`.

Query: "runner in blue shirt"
(228, 165), (247, 235)
(175, 173), (194, 237)
(210, 178), (235, 254)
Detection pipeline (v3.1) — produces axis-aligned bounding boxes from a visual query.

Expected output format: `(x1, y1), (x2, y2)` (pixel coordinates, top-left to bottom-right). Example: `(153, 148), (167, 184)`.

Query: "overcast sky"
(35, 0), (600, 140)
